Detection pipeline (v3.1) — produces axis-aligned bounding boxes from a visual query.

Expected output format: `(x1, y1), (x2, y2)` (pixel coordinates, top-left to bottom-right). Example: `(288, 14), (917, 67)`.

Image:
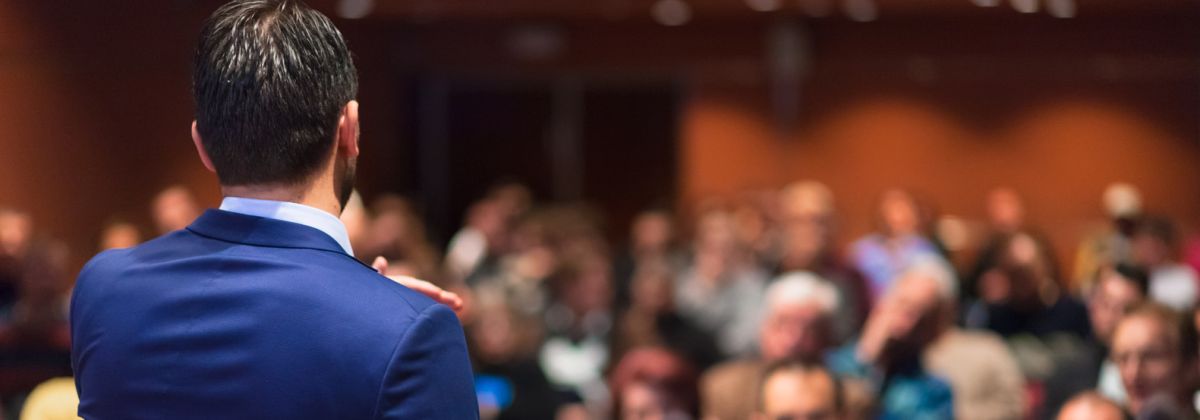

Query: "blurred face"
(565, 261), (614, 315)
(879, 191), (919, 237)
(632, 213), (673, 254)
(153, 188), (199, 234)
(0, 211), (33, 256)
(986, 189), (1024, 232)
(758, 369), (840, 420)
(781, 214), (828, 270)
(1088, 273), (1144, 344)
(631, 269), (673, 313)
(1131, 234), (1170, 267)
(1111, 315), (1180, 412)
(620, 383), (670, 420)
(100, 223), (142, 250)
(760, 302), (831, 362)
(472, 306), (517, 364)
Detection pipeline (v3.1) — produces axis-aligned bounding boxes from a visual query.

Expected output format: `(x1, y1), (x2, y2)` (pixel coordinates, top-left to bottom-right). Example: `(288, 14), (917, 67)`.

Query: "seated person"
(753, 359), (844, 420)
(700, 272), (840, 420)
(1109, 303), (1192, 417)
(827, 263), (954, 419)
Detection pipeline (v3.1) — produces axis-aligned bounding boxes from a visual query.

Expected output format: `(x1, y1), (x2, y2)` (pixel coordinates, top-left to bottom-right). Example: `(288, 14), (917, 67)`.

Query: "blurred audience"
(849, 189), (944, 304)
(827, 259), (955, 419)
(96, 220), (142, 251)
(1130, 215), (1199, 312)
(1086, 264), (1151, 405)
(776, 181), (870, 341)
(1055, 392), (1125, 420)
(609, 347), (699, 420)
(11, 177), (1200, 418)
(362, 194), (441, 280)
(753, 359), (844, 420)
(700, 272), (839, 420)
(675, 205), (767, 358)
(964, 188), (1029, 303)
(612, 260), (721, 371)
(1072, 183), (1142, 292)
(914, 259), (1027, 420)
(150, 185), (200, 234)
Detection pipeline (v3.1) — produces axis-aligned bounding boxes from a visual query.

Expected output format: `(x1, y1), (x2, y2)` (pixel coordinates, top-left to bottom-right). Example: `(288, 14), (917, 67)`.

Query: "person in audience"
(849, 189), (943, 303)
(1109, 303), (1192, 417)
(967, 231), (1092, 415)
(363, 194), (441, 281)
(609, 347), (699, 420)
(446, 183), (531, 284)
(612, 260), (720, 371)
(1055, 392), (1126, 420)
(540, 249), (616, 412)
(776, 180), (870, 341)
(150, 185), (200, 235)
(1086, 264), (1150, 404)
(1130, 215), (1199, 311)
(1073, 183), (1142, 292)
(969, 231), (1090, 339)
(469, 292), (574, 420)
(752, 359), (844, 420)
(964, 187), (1030, 303)
(700, 272), (840, 420)
(911, 258), (1027, 420)
(676, 205), (767, 358)
(827, 259), (955, 419)
(613, 207), (685, 312)
(0, 209), (70, 347)
(97, 219), (142, 251)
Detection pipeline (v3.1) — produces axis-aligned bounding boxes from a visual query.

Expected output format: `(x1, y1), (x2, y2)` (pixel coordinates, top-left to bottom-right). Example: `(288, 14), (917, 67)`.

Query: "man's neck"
(221, 183), (341, 217)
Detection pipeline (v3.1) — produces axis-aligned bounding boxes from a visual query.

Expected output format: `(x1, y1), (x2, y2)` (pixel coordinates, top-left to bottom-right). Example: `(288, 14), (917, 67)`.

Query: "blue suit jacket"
(70, 209), (478, 419)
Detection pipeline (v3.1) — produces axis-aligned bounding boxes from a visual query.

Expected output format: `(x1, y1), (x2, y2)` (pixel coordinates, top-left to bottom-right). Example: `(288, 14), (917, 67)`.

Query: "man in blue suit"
(69, 1), (479, 418)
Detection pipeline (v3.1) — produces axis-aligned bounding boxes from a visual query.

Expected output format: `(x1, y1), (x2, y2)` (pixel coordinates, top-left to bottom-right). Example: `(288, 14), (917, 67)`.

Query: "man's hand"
(373, 257), (465, 312)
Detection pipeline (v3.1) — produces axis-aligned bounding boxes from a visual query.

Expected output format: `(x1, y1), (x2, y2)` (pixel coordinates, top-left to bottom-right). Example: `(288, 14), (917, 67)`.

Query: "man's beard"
(334, 157), (357, 215)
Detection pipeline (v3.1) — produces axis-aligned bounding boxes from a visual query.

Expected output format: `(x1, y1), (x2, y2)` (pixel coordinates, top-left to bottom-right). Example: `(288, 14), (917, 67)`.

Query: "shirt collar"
(218, 196), (354, 256)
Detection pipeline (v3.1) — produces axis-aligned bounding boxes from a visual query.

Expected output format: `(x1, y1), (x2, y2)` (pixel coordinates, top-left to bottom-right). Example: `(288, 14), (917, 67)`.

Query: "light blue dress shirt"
(219, 196), (354, 256)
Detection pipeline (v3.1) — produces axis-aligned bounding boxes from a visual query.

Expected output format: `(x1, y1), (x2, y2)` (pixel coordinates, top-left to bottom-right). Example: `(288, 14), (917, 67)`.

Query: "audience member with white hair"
(904, 258), (1028, 420)
(699, 272), (841, 420)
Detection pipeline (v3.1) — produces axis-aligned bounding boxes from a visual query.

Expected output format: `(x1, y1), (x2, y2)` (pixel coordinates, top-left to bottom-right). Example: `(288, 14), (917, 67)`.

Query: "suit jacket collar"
(187, 209), (367, 266)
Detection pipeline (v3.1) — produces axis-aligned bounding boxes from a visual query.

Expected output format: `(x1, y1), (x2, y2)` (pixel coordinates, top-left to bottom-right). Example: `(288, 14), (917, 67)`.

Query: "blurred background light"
(798, 0), (834, 17)
(652, 0), (692, 26)
(843, 0), (878, 22)
(336, 0), (373, 19)
(1010, 0), (1039, 14)
(746, 0), (784, 12)
(1046, 0), (1077, 18)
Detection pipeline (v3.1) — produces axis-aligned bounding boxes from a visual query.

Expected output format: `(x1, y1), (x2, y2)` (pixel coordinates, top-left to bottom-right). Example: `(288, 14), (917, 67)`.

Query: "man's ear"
(191, 121), (216, 173)
(336, 100), (360, 159)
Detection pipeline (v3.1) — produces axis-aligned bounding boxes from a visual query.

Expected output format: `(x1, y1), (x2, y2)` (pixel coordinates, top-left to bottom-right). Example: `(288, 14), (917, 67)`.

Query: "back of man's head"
(193, 0), (357, 186)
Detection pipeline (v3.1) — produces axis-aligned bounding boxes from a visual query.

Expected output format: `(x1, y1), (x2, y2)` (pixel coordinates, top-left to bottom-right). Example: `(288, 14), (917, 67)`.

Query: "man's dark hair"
(193, 0), (357, 186)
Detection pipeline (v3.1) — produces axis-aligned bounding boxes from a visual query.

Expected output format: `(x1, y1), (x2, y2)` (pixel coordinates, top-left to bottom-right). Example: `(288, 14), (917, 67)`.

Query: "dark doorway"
(406, 77), (680, 247)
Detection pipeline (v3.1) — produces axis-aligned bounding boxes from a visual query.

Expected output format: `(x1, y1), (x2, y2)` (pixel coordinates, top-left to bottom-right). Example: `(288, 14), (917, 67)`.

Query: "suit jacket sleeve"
(374, 303), (479, 419)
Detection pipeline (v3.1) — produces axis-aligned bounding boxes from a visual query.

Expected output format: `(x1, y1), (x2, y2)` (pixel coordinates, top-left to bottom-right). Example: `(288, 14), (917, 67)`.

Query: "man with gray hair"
(700, 272), (841, 420)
